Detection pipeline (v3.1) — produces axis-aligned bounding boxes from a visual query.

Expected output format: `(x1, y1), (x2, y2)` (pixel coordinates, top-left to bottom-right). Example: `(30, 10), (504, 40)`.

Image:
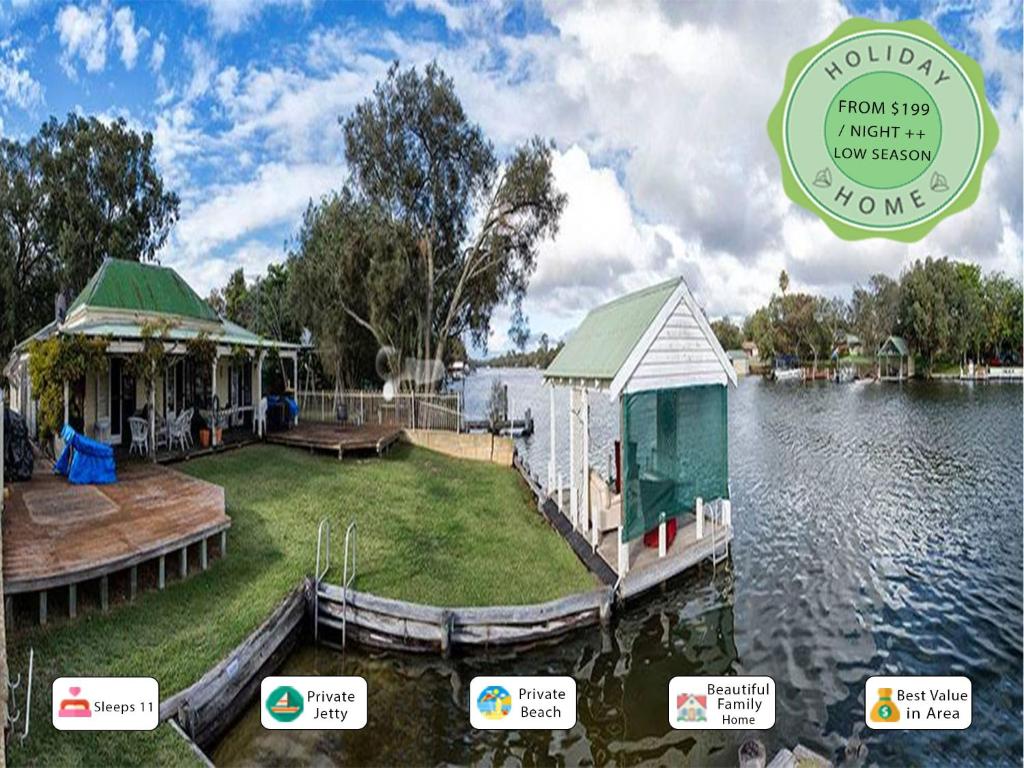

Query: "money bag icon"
(870, 688), (900, 723)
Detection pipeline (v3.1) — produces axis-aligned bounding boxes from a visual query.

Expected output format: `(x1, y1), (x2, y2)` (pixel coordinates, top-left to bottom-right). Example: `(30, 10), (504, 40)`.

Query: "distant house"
(831, 331), (864, 359)
(741, 340), (759, 360)
(877, 335), (914, 381)
(727, 349), (749, 376)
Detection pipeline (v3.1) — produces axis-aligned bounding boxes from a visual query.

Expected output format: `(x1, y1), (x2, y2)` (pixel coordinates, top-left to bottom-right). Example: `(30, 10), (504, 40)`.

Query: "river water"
(213, 370), (1023, 767)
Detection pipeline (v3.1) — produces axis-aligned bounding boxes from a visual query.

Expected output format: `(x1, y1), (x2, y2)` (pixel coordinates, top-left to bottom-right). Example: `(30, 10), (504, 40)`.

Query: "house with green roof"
(542, 276), (736, 592)
(4, 259), (299, 454)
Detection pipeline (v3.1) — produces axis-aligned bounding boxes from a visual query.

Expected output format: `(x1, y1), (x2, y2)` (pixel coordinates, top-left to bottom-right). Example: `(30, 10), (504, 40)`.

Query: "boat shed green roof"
(878, 335), (910, 357)
(68, 258), (220, 322)
(544, 278), (682, 382)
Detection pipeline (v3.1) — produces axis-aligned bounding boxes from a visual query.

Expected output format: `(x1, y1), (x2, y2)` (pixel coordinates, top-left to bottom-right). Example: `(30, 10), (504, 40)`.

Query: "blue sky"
(1, 0), (1020, 352)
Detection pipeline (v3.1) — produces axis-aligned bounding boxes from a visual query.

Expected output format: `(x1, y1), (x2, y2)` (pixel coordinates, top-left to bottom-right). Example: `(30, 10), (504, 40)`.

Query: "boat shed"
(877, 335), (914, 381)
(543, 277), (737, 590)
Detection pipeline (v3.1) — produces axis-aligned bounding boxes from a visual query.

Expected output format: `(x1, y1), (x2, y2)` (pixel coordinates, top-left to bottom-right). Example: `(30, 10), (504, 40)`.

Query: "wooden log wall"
(159, 582), (308, 749)
(316, 582), (614, 653)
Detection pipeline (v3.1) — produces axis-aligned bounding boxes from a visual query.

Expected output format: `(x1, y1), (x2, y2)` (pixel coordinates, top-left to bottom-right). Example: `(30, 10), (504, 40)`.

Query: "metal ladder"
(314, 519), (331, 643)
(340, 521), (357, 649)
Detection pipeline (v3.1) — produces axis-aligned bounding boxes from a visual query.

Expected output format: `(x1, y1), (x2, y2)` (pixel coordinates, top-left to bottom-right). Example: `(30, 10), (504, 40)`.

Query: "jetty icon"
(265, 686), (304, 723)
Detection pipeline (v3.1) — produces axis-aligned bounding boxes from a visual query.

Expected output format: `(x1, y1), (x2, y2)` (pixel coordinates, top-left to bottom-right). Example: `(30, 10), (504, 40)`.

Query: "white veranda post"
(548, 384), (556, 495)
(211, 355), (219, 447)
(568, 385), (588, 533)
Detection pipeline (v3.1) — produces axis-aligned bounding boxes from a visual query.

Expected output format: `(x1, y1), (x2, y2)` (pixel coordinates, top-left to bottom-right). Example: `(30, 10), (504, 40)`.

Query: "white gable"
(608, 279), (736, 399)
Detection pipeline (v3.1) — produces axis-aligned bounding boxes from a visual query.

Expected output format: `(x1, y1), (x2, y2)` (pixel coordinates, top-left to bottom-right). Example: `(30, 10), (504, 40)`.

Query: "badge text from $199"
(767, 18), (998, 242)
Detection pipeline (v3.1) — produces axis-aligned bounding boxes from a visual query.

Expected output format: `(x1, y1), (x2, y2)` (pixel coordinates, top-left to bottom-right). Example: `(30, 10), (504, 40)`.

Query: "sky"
(0, 0), (1021, 353)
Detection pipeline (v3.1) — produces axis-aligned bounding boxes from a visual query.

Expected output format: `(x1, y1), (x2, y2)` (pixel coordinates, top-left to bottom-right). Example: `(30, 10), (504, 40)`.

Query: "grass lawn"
(6, 443), (595, 767)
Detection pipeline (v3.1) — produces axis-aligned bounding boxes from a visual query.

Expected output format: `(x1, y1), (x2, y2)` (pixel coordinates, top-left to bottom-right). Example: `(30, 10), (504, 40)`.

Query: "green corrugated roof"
(68, 319), (299, 348)
(878, 335), (910, 356)
(68, 259), (219, 322)
(544, 278), (681, 381)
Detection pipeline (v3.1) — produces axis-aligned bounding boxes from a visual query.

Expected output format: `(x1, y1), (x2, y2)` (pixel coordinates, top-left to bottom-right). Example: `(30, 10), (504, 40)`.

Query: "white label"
(470, 676), (576, 730)
(52, 677), (158, 731)
(669, 676), (776, 730)
(865, 676), (972, 730)
(260, 676), (367, 730)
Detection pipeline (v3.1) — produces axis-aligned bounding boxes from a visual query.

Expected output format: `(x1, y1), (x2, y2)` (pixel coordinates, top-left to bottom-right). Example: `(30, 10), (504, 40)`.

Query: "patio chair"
(180, 408), (195, 448)
(154, 414), (169, 452)
(169, 411), (190, 452)
(128, 416), (149, 456)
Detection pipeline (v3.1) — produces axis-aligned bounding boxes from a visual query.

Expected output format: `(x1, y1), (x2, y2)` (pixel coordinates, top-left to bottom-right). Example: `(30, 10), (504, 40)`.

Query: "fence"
(295, 390), (463, 432)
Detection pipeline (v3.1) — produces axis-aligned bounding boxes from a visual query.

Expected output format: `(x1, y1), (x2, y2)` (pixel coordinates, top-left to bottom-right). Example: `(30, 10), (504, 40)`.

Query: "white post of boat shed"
(543, 276), (736, 579)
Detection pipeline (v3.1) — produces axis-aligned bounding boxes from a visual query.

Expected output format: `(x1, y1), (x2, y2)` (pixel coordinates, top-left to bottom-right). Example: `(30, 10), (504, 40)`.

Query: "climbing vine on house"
(128, 319), (176, 454)
(27, 334), (109, 445)
(185, 332), (217, 371)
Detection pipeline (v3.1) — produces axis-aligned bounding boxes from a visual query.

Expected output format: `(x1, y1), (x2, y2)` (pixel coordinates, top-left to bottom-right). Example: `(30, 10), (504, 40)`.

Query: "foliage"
(290, 61), (566, 389)
(230, 343), (251, 368)
(127, 319), (174, 390)
(486, 379), (507, 427)
(710, 316), (743, 351)
(8, 443), (594, 766)
(0, 113), (179, 363)
(481, 339), (564, 369)
(27, 333), (108, 442)
(740, 258), (1022, 373)
(185, 331), (218, 371)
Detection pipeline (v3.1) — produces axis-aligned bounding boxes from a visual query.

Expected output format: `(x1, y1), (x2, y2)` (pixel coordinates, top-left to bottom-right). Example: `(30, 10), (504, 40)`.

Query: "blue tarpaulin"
(55, 424), (117, 485)
(267, 395), (299, 417)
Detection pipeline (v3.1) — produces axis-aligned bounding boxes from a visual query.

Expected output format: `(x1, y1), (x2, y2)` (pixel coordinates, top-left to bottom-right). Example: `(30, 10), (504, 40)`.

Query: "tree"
(851, 273), (899, 353)
(222, 268), (253, 328)
(711, 316), (743, 350)
(778, 269), (790, 295)
(743, 307), (775, 360)
(983, 272), (1023, 362)
(0, 113), (179, 362)
(293, 62), (566, 390)
(899, 257), (952, 372)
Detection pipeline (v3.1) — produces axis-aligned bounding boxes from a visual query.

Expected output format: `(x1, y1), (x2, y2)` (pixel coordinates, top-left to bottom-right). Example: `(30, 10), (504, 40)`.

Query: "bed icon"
(58, 686), (92, 718)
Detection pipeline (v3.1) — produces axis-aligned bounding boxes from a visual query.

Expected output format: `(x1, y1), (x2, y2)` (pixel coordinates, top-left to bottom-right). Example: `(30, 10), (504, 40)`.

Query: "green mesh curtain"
(621, 384), (728, 542)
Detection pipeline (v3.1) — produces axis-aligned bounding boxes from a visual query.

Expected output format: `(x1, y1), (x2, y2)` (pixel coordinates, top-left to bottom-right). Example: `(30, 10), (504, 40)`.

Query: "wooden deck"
(596, 515), (732, 600)
(265, 422), (403, 458)
(3, 463), (230, 595)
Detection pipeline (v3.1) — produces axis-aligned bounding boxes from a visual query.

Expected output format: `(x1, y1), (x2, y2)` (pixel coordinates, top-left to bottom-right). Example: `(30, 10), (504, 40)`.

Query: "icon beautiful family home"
(4, 258), (300, 457)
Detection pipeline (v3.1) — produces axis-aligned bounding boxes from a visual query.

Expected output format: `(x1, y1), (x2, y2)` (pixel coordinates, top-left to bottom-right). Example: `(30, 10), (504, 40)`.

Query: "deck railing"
(295, 390), (463, 432)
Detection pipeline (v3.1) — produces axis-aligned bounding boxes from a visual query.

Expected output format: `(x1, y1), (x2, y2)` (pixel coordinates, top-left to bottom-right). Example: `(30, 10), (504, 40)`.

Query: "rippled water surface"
(214, 371), (1023, 766)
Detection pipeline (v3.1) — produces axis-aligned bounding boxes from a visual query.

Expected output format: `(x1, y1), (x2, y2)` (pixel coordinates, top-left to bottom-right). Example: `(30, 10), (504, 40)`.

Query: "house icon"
(676, 693), (708, 722)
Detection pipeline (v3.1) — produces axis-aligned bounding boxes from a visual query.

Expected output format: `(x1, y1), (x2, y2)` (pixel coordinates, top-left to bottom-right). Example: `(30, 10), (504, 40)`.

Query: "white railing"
(295, 390), (463, 432)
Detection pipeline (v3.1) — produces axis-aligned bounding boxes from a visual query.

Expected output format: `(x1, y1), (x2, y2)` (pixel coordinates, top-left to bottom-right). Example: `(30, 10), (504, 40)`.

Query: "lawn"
(5, 443), (595, 767)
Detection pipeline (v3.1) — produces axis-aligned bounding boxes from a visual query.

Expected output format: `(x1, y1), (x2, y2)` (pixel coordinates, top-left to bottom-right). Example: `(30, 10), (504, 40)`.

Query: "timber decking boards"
(3, 463), (230, 594)
(596, 516), (732, 599)
(265, 422), (403, 457)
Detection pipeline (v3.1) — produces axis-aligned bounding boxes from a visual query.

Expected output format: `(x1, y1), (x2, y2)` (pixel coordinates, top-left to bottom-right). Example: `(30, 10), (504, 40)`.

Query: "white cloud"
(173, 161), (337, 256)
(190, 0), (314, 35)
(0, 42), (43, 110)
(149, 33), (166, 73)
(112, 6), (147, 70)
(55, 3), (108, 76)
(183, 38), (217, 101)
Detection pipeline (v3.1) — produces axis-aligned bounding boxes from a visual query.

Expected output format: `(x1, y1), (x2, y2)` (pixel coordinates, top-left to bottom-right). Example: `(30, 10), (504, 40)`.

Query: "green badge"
(767, 19), (999, 241)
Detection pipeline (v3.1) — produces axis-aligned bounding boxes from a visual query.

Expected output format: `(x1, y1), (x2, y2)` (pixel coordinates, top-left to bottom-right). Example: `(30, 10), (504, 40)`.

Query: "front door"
(108, 358), (137, 446)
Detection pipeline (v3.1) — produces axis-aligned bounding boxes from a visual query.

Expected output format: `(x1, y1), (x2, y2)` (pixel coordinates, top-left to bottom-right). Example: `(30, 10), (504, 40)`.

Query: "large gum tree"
(291, 62), (566, 390)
